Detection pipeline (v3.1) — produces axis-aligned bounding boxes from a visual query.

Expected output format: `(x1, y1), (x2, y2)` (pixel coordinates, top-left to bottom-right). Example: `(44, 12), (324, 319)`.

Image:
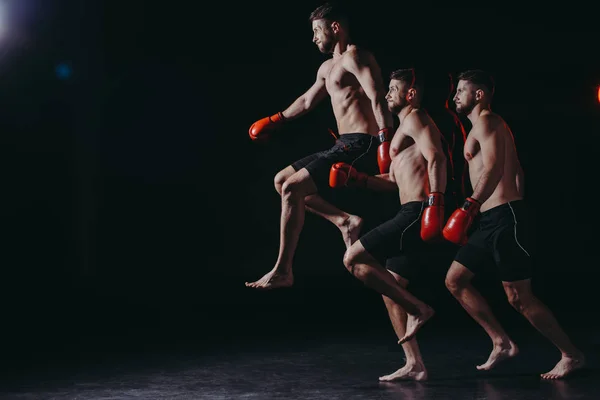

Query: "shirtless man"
(245, 3), (394, 290)
(330, 69), (460, 381)
(443, 70), (585, 379)
(337, 69), (455, 377)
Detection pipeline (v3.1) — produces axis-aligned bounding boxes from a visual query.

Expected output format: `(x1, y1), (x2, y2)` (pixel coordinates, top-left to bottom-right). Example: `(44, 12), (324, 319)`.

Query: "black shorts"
(291, 133), (378, 191)
(386, 241), (457, 282)
(359, 201), (455, 281)
(454, 200), (532, 282)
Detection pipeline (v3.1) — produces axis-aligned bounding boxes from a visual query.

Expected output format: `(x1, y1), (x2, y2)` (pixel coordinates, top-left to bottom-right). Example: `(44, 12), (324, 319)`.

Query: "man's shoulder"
(405, 108), (431, 128)
(317, 58), (334, 73)
(475, 112), (506, 132)
(344, 45), (375, 65)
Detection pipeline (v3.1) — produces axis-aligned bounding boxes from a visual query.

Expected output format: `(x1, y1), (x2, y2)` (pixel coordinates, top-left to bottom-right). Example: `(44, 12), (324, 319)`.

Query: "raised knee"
(342, 248), (354, 271)
(281, 179), (303, 200)
(343, 246), (362, 274)
(507, 292), (525, 313)
(274, 171), (289, 193)
(445, 275), (464, 294)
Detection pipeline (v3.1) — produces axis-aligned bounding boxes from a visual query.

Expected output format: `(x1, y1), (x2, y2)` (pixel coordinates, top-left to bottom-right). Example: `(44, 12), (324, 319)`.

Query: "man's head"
(453, 70), (495, 115)
(386, 68), (423, 114)
(309, 3), (349, 54)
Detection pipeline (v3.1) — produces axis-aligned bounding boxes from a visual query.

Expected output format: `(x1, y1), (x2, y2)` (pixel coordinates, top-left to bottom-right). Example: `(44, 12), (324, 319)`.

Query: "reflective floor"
(0, 320), (597, 400)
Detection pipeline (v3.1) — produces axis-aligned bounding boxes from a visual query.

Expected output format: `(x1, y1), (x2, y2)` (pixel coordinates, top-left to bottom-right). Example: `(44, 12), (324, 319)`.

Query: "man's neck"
(332, 39), (353, 58)
(467, 104), (490, 125)
(398, 104), (417, 124)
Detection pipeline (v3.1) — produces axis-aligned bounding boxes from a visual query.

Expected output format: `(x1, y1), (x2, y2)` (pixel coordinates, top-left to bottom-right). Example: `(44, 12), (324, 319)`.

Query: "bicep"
(303, 75), (327, 106)
(409, 118), (443, 161)
(415, 129), (443, 161)
(477, 128), (504, 169)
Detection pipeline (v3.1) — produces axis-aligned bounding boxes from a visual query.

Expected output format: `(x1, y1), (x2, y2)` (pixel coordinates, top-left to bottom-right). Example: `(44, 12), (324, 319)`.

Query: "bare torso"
(465, 113), (523, 212)
(321, 48), (379, 136)
(389, 110), (445, 205)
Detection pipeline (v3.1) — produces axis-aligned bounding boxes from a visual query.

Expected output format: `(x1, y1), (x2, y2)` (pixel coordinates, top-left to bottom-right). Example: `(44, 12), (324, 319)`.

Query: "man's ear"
(475, 89), (484, 101)
(331, 21), (341, 34)
(407, 88), (417, 101)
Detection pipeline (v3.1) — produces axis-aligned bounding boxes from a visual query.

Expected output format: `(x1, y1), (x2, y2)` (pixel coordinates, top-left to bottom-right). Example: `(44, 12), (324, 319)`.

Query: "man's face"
(386, 79), (410, 114)
(453, 80), (477, 114)
(312, 19), (335, 54)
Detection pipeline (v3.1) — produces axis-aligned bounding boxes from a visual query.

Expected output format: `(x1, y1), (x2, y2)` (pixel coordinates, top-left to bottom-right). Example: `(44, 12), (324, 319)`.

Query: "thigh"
(492, 226), (533, 282)
(386, 255), (419, 283)
(304, 136), (378, 190)
(359, 205), (423, 265)
(283, 167), (318, 197)
(453, 227), (494, 277)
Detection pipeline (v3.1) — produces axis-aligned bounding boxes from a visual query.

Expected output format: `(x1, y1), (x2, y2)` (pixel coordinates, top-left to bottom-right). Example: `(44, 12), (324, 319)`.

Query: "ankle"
(337, 214), (353, 228)
(492, 337), (512, 348)
(404, 358), (424, 369)
(562, 350), (584, 359)
(272, 264), (292, 275)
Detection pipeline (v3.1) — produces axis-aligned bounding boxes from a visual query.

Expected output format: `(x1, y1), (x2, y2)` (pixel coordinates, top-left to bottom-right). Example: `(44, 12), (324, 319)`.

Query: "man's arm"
(407, 113), (447, 194)
(280, 64), (328, 120)
(366, 174), (398, 192)
(470, 116), (505, 203)
(343, 50), (394, 130)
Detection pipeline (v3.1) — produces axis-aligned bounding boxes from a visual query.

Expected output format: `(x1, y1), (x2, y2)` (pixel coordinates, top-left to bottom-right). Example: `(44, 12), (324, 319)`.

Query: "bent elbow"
(302, 96), (312, 111)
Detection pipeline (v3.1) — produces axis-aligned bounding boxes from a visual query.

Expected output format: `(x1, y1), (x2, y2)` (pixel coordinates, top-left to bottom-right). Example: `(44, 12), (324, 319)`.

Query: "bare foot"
(540, 354), (585, 380)
(340, 215), (363, 248)
(379, 363), (428, 382)
(476, 340), (519, 371)
(398, 306), (435, 344)
(245, 269), (293, 290)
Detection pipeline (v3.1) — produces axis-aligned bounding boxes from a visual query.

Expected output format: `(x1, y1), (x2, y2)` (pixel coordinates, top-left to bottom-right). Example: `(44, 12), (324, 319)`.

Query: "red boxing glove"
(377, 128), (392, 174)
(421, 192), (445, 242)
(249, 112), (286, 141)
(442, 197), (481, 245)
(329, 162), (369, 188)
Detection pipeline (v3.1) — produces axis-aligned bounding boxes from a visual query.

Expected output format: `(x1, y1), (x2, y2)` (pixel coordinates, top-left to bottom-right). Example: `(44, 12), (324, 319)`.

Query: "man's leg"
(274, 166), (364, 248)
(503, 279), (585, 379)
(343, 242), (435, 343)
(379, 270), (428, 382)
(445, 261), (518, 370)
(245, 168), (316, 289)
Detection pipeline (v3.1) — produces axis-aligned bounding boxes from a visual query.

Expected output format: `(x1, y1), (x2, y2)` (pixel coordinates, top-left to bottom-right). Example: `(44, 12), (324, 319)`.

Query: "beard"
(388, 99), (408, 115)
(455, 101), (475, 115)
(318, 39), (335, 54)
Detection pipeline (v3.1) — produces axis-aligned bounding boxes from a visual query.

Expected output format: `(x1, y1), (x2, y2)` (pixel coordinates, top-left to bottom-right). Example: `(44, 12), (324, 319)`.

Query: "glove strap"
(271, 112), (286, 123)
(462, 197), (481, 212)
(378, 127), (391, 143)
(427, 192), (444, 207)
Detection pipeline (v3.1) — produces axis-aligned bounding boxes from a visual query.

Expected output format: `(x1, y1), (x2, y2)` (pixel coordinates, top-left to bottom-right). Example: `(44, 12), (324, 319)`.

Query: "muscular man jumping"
(246, 3), (394, 290)
(333, 68), (457, 370)
(330, 68), (460, 381)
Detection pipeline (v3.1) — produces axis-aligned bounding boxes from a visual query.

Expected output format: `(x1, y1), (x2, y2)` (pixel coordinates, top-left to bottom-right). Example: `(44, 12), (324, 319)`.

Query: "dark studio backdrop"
(1, 0), (599, 364)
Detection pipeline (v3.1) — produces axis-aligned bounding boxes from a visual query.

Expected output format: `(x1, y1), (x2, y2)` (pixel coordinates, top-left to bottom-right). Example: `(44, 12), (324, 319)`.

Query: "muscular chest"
(324, 62), (355, 92)
(464, 136), (481, 162)
(391, 133), (419, 164)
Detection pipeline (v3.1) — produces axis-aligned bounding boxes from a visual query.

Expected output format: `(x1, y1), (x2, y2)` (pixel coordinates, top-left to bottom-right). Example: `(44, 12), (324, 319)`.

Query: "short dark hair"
(389, 68), (423, 92)
(309, 2), (349, 26)
(457, 70), (495, 96)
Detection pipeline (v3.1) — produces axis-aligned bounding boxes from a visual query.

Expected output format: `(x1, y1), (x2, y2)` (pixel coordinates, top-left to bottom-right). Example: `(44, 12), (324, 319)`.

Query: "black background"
(1, 0), (599, 364)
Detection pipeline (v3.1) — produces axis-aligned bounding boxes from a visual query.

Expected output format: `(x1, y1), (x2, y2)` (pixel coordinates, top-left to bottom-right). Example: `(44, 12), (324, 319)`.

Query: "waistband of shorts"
(401, 201), (425, 210)
(481, 199), (525, 216)
(337, 133), (373, 142)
